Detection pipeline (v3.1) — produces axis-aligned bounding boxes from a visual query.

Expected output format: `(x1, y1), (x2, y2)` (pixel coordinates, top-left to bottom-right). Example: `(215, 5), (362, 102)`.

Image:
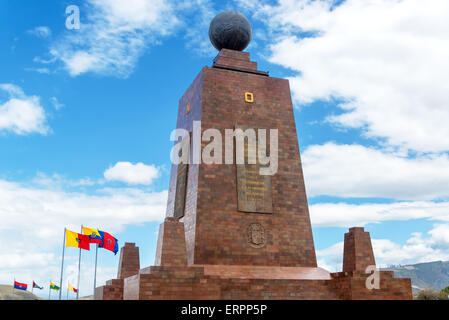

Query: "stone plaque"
(235, 126), (273, 213)
(174, 163), (188, 218)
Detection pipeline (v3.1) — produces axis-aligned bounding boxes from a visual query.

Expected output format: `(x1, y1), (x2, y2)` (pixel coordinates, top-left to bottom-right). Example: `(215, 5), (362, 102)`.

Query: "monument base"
(95, 278), (124, 300)
(94, 219), (412, 300)
(95, 265), (411, 300)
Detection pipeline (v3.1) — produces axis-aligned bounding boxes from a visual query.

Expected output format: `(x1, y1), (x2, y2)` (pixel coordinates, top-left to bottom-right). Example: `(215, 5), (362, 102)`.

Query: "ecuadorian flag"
(82, 227), (103, 245)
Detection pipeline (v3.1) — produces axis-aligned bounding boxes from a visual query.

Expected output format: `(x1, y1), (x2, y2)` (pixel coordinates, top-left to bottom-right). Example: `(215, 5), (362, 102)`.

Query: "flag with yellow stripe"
(82, 227), (103, 245)
(65, 229), (90, 250)
(50, 282), (60, 291)
(68, 282), (78, 293)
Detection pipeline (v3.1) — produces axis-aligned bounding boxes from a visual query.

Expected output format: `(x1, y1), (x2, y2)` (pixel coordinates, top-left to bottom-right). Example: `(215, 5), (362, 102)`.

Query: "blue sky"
(1, 0), (449, 298)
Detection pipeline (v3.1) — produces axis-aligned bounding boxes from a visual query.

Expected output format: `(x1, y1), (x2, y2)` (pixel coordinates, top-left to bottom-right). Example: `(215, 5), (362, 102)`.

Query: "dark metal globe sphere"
(209, 10), (252, 51)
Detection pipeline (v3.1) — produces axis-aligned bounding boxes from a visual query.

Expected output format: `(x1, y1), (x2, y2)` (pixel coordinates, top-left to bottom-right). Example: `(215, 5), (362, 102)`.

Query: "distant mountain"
(76, 295), (93, 300)
(384, 260), (449, 291)
(0, 285), (42, 300)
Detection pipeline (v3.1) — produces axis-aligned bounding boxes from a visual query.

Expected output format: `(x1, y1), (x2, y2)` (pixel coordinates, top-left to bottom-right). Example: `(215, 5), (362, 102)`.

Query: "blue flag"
(14, 281), (27, 291)
(98, 230), (119, 255)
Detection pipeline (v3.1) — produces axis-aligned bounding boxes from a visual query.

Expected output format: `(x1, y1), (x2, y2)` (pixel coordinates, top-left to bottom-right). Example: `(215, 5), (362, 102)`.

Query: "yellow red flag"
(68, 282), (78, 293)
(65, 229), (90, 250)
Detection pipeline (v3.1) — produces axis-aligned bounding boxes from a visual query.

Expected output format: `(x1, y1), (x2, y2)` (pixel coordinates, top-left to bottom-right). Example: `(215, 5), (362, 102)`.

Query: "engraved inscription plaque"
(236, 126), (273, 213)
(174, 163), (188, 218)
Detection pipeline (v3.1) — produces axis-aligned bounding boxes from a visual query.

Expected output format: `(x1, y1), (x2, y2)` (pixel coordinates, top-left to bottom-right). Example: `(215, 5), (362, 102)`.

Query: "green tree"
(416, 288), (449, 300)
(441, 285), (449, 296)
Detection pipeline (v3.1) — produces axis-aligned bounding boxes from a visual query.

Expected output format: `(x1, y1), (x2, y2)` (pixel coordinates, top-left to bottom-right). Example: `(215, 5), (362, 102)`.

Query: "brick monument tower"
(95, 10), (412, 300)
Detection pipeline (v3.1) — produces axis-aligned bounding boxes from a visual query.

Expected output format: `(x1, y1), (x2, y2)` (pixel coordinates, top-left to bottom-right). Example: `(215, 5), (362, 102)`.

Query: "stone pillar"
(213, 48), (258, 71)
(154, 217), (187, 266)
(343, 227), (375, 272)
(94, 242), (140, 300)
(117, 242), (140, 279)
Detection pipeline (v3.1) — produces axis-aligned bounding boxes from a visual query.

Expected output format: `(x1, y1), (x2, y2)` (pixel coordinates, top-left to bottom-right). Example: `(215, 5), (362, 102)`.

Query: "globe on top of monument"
(209, 10), (252, 51)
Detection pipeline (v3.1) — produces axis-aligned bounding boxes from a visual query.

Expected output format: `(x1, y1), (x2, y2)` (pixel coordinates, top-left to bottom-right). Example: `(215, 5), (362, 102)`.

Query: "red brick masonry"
(95, 49), (412, 300)
(96, 221), (411, 300)
(95, 242), (140, 300)
(167, 48), (317, 268)
(343, 227), (376, 273)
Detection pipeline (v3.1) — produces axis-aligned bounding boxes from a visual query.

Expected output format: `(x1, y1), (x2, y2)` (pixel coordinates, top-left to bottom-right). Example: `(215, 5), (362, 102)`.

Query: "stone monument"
(95, 10), (412, 300)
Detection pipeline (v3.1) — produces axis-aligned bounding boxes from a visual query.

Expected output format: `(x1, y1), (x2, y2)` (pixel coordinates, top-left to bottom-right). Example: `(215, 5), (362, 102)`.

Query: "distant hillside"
(0, 285), (94, 300)
(384, 260), (449, 291)
(72, 295), (93, 300)
(0, 285), (42, 300)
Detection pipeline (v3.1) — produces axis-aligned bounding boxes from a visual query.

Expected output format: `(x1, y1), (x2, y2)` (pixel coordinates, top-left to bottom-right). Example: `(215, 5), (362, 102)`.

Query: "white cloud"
(0, 84), (49, 135)
(32, 172), (95, 188)
(428, 224), (449, 249)
(34, 0), (224, 76)
(104, 162), (161, 185)
(316, 241), (343, 272)
(0, 255), (116, 299)
(0, 252), (55, 269)
(0, 179), (167, 240)
(302, 143), (449, 200)
(317, 227), (449, 272)
(0, 172), (167, 297)
(181, 0), (217, 56)
(256, 0), (449, 152)
(49, 0), (180, 77)
(310, 201), (449, 228)
(50, 97), (64, 110)
(0, 178), (166, 294)
(24, 67), (51, 74)
(27, 26), (52, 38)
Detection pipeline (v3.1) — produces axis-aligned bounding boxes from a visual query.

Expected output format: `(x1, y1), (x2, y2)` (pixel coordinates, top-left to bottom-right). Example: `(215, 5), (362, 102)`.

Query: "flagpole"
(93, 243), (98, 297)
(67, 280), (69, 300)
(58, 228), (66, 300)
(76, 225), (83, 300)
(48, 281), (51, 300)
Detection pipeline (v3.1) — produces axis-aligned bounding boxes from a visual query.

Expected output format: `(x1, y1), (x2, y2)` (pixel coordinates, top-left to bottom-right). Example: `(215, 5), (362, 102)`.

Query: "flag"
(50, 282), (60, 291)
(66, 229), (90, 250)
(33, 281), (43, 290)
(98, 230), (118, 255)
(82, 227), (103, 245)
(14, 281), (27, 291)
(68, 282), (78, 293)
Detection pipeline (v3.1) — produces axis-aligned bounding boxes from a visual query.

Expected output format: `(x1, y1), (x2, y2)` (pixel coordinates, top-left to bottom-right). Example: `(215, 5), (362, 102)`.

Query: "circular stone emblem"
(247, 223), (266, 248)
